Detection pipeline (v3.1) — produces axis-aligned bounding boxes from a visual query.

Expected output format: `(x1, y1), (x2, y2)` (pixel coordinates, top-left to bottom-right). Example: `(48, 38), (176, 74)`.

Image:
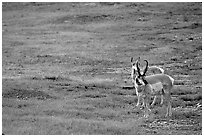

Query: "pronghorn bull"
(131, 57), (165, 106)
(134, 59), (174, 117)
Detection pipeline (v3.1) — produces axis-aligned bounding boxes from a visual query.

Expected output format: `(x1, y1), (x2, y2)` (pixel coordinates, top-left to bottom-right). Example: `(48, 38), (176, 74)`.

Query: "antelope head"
(131, 57), (140, 81)
(135, 59), (149, 85)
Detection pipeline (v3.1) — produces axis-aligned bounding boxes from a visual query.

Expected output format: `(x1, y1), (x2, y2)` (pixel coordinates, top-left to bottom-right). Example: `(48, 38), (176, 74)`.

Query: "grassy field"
(2, 2), (202, 135)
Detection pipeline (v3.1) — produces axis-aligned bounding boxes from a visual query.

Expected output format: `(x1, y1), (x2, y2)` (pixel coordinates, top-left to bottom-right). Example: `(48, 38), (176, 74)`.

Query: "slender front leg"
(165, 92), (172, 117)
(145, 99), (151, 112)
(144, 95), (151, 117)
(151, 96), (157, 106)
(160, 94), (164, 105)
(166, 98), (172, 117)
(134, 84), (140, 107)
(160, 88), (165, 105)
(141, 97), (145, 107)
(136, 94), (140, 107)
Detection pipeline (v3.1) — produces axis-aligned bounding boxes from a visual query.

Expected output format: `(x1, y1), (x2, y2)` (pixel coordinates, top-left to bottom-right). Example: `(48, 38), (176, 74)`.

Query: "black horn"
(143, 60), (149, 76)
(137, 57), (140, 63)
(136, 60), (141, 76)
(131, 57), (133, 63)
(135, 57), (140, 66)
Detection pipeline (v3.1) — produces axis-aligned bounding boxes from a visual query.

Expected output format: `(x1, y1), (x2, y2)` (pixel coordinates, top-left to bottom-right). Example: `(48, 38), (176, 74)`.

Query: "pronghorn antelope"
(134, 60), (174, 117)
(131, 57), (165, 106)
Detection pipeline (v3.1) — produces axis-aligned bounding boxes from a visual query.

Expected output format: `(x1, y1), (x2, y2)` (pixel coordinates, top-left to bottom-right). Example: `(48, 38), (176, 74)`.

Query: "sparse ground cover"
(2, 2), (202, 135)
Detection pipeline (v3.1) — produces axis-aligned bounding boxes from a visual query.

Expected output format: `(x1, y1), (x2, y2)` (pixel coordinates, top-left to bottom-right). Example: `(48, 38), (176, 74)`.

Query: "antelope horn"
(131, 57), (133, 63)
(136, 60), (141, 76)
(135, 57), (140, 66)
(137, 57), (140, 63)
(143, 60), (149, 76)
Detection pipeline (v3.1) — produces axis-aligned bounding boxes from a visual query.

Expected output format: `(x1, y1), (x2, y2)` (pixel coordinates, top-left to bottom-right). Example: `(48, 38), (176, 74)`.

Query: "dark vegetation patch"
(173, 22), (202, 30)
(53, 14), (122, 24)
(99, 2), (121, 6)
(43, 76), (67, 81)
(90, 98), (125, 110)
(179, 94), (202, 102)
(122, 86), (135, 90)
(79, 93), (107, 99)
(48, 83), (88, 94)
(31, 76), (72, 82)
(172, 98), (200, 108)
(171, 86), (200, 95)
(171, 86), (201, 107)
(172, 109), (201, 121)
(2, 88), (56, 100)
(49, 82), (115, 95)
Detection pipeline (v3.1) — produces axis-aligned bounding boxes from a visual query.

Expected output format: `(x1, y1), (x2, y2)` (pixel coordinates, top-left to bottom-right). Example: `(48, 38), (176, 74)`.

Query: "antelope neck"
(142, 77), (148, 85)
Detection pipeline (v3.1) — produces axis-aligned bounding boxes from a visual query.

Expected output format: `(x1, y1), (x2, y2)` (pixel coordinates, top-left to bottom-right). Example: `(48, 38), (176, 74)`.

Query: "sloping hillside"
(2, 2), (202, 135)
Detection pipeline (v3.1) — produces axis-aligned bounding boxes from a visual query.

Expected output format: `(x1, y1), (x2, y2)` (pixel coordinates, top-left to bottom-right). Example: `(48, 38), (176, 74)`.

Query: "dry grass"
(2, 2), (202, 135)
